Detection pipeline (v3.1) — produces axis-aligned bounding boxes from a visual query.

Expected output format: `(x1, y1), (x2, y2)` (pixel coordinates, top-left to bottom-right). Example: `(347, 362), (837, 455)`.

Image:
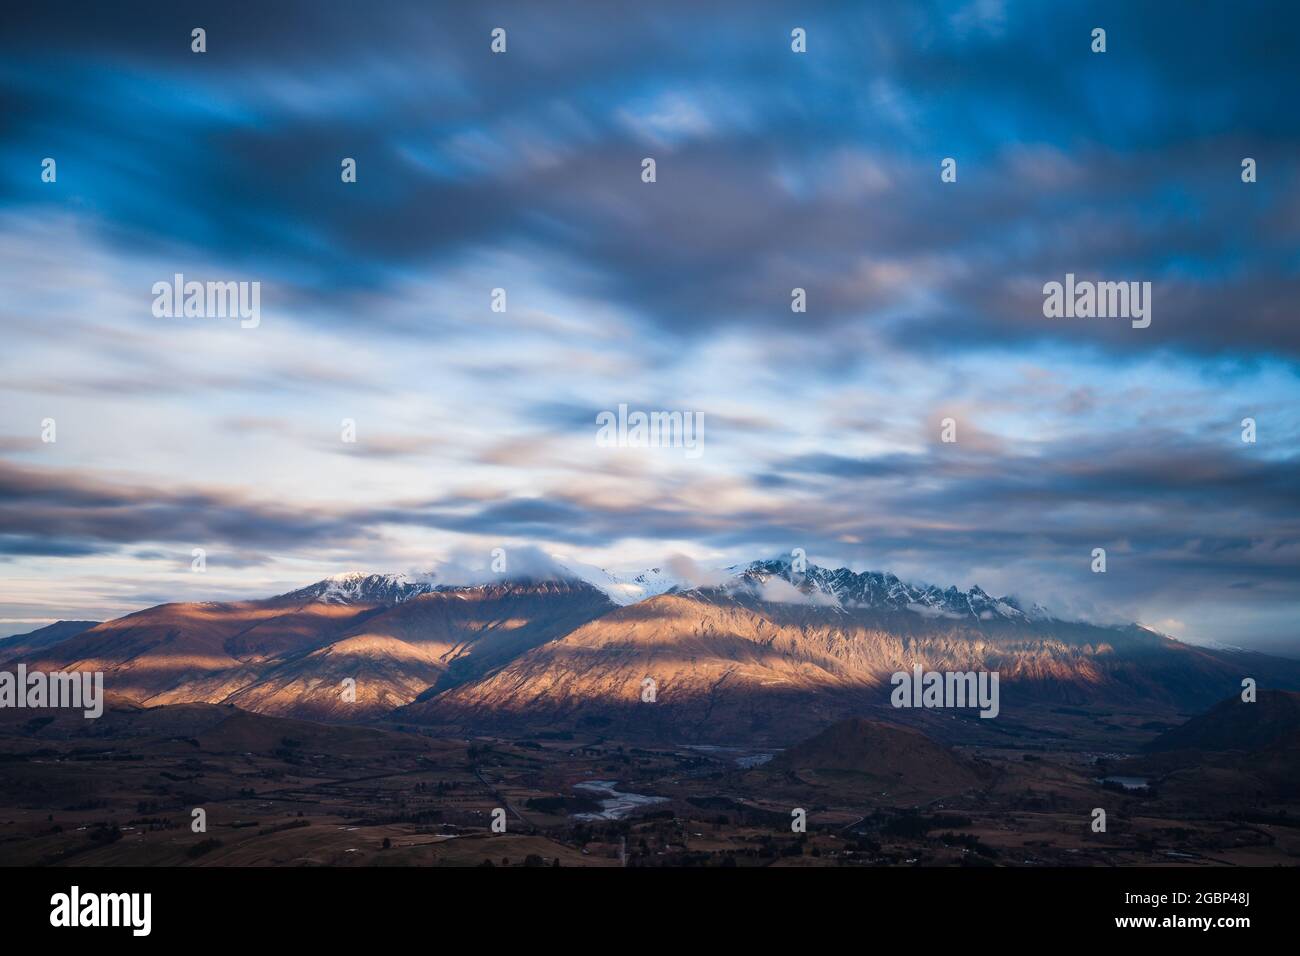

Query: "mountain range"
(5, 557), (1298, 743)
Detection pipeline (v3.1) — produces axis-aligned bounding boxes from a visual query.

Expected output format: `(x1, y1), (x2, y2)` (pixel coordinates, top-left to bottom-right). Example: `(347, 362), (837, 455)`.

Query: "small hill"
(1145, 689), (1300, 753)
(1111, 691), (1300, 804)
(189, 706), (435, 756)
(770, 717), (984, 796)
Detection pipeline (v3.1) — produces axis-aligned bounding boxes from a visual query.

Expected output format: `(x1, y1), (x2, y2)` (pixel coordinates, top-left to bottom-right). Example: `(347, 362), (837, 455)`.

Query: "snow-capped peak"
(284, 571), (438, 606)
(733, 559), (1048, 622)
(557, 561), (688, 606)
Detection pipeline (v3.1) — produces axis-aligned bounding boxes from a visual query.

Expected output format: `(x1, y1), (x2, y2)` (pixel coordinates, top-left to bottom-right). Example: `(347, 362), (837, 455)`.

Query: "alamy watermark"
(596, 403), (704, 458)
(890, 666), (999, 719)
(1042, 273), (1151, 329)
(50, 886), (150, 936)
(0, 665), (103, 718)
(152, 273), (260, 328)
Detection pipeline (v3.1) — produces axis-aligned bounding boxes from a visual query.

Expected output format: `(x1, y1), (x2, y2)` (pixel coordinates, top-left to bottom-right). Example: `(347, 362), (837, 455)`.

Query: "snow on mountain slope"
(558, 561), (688, 605)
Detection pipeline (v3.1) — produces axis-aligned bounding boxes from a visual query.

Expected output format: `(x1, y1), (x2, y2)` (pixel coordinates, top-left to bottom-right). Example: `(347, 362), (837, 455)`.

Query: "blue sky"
(1, 1), (1298, 654)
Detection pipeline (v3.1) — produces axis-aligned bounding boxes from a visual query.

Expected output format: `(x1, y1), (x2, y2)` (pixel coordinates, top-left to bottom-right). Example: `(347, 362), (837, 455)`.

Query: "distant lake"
(1098, 775), (1149, 790)
(685, 744), (776, 768)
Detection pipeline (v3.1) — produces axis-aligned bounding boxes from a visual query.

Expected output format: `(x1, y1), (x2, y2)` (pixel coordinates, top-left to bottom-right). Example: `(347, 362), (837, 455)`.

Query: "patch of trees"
(186, 838), (223, 858)
(882, 812), (972, 837)
(87, 824), (122, 845)
(938, 831), (998, 858)
(257, 819), (309, 835)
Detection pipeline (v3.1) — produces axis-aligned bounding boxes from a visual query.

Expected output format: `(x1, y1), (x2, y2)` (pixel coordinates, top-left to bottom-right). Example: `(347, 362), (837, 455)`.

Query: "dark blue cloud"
(1, 1), (1297, 358)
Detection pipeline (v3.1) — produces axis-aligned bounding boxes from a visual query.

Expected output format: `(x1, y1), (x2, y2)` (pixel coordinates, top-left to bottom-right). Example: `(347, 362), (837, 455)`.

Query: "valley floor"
(0, 702), (1294, 868)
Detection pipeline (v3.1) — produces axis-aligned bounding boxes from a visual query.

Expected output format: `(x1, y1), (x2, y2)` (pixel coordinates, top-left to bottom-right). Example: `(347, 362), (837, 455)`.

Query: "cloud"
(0, 461), (370, 553)
(428, 544), (574, 586)
(2, 2), (1298, 359)
(748, 576), (840, 606)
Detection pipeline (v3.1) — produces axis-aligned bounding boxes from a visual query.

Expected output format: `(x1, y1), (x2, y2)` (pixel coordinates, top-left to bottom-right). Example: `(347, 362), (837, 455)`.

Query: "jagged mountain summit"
(280, 571), (439, 606)
(731, 557), (1053, 621)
